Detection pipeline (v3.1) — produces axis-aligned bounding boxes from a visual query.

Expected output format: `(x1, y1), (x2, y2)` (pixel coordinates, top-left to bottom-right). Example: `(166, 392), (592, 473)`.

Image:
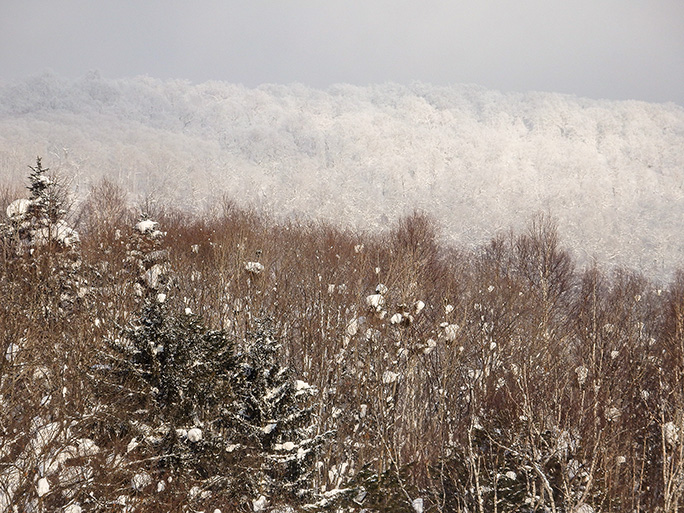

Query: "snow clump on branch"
(245, 261), (265, 274)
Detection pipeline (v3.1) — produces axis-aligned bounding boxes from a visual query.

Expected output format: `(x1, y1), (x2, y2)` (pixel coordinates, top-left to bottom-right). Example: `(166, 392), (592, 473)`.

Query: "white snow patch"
(275, 441), (296, 451)
(664, 421), (680, 447)
(245, 261), (265, 274)
(295, 379), (311, 391)
(295, 379), (316, 397)
(31, 221), (80, 247)
(37, 477), (50, 497)
(77, 438), (99, 457)
(6, 198), (31, 220)
(605, 406), (621, 422)
(443, 324), (460, 342)
(5, 342), (20, 362)
(187, 428), (203, 442)
(424, 338), (437, 354)
(127, 438), (139, 453)
(31, 421), (62, 454)
(366, 294), (384, 311)
(132, 472), (152, 491)
(390, 313), (403, 325)
(144, 264), (165, 289)
(253, 495), (268, 511)
(135, 219), (158, 234)
(382, 371), (399, 384)
(575, 365), (589, 386)
(265, 384), (285, 401)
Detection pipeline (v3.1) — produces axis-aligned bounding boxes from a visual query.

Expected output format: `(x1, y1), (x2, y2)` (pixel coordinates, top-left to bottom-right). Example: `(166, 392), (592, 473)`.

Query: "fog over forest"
(1, 72), (683, 277)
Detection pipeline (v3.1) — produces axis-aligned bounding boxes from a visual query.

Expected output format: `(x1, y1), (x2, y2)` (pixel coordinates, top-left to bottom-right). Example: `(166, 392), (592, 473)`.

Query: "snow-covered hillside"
(1, 72), (682, 276)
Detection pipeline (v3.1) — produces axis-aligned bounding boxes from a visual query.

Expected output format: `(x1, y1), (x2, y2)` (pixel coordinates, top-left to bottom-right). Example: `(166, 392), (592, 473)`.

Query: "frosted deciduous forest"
(1, 72), (683, 277)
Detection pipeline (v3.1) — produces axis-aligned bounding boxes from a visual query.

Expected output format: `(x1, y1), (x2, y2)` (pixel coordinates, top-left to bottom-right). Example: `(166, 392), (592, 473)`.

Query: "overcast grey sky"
(2, 0), (683, 104)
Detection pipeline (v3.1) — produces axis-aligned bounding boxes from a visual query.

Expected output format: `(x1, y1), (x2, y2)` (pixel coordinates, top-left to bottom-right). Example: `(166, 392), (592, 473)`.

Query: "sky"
(2, 0), (684, 105)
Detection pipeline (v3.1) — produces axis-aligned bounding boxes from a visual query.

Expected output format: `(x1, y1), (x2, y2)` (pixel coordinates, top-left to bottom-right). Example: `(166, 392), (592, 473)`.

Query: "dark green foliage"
(231, 318), (328, 503)
(116, 299), (235, 429)
(27, 156), (66, 224)
(93, 294), (243, 509)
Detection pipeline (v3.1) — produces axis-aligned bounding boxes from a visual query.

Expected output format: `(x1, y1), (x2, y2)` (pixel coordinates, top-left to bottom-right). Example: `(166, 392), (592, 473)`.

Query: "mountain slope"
(1, 72), (683, 276)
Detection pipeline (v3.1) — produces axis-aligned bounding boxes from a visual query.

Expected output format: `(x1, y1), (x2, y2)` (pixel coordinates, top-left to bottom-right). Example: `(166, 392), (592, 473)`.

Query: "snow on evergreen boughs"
(91, 219), (248, 508)
(1, 157), (79, 252)
(0, 158), (87, 317)
(91, 219), (335, 509)
(231, 318), (330, 505)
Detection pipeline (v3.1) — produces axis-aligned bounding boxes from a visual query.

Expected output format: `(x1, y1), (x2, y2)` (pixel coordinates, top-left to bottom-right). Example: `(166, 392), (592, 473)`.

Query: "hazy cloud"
(2, 0), (683, 104)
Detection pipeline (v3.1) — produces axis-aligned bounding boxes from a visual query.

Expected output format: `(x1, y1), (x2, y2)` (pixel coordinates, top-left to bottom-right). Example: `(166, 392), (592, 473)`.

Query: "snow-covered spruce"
(93, 221), (332, 509)
(0, 158), (86, 317)
(1, 158), (79, 252)
(230, 318), (329, 505)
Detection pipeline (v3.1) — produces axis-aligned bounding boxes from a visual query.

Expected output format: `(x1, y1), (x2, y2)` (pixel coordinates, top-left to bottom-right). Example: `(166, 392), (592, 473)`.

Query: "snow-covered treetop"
(134, 218), (164, 239)
(2, 158), (79, 249)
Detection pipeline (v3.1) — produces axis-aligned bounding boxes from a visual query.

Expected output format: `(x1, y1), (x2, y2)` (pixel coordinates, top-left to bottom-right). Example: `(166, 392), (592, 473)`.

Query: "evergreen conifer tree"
(2, 157), (78, 250)
(93, 218), (331, 510)
(1, 157), (82, 317)
(94, 218), (243, 508)
(231, 318), (328, 507)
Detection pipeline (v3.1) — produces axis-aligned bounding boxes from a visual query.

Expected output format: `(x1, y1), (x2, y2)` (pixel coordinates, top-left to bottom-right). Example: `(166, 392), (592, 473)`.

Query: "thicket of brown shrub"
(1, 172), (683, 512)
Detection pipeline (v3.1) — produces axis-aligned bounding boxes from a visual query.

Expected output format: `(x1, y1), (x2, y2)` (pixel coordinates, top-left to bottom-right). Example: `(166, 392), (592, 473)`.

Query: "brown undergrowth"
(1, 173), (683, 512)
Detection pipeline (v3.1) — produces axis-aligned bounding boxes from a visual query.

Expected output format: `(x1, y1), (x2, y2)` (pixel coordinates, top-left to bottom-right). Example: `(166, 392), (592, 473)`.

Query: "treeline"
(1, 166), (683, 512)
(2, 72), (684, 276)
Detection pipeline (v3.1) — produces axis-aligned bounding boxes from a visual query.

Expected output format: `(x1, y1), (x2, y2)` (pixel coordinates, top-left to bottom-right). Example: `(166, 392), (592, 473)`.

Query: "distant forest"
(1, 160), (683, 512)
(1, 72), (683, 277)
